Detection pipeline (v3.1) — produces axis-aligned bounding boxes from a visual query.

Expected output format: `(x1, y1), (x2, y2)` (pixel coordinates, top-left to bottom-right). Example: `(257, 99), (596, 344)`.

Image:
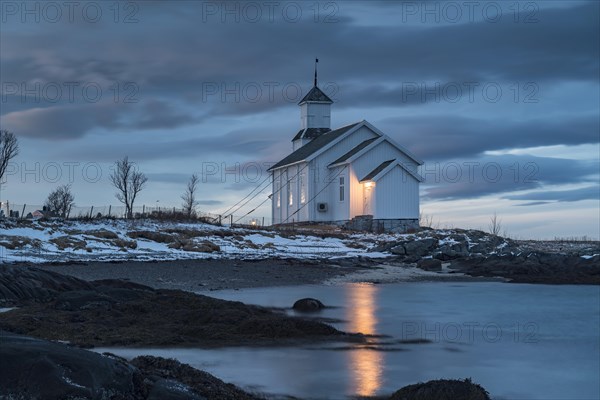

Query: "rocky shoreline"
(0, 264), (493, 400)
(373, 229), (600, 285)
(1, 227), (598, 399)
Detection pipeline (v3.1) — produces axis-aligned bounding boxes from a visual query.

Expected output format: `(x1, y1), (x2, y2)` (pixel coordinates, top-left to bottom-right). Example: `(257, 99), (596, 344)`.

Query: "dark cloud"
(1, 1), (597, 128)
(0, 0), (598, 230)
(381, 114), (599, 160)
(0, 103), (125, 139)
(504, 185), (600, 203)
(422, 154), (599, 201)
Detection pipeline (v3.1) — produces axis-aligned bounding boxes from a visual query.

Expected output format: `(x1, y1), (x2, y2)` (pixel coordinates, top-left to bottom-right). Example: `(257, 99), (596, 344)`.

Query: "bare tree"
(0, 130), (19, 183)
(488, 212), (503, 236)
(181, 173), (199, 218)
(109, 157), (148, 218)
(419, 212), (437, 229)
(44, 184), (75, 218)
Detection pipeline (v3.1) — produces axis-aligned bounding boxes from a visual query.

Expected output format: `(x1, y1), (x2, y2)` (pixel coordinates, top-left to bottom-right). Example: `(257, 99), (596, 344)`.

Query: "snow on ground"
(0, 220), (391, 263)
(2, 219), (597, 264)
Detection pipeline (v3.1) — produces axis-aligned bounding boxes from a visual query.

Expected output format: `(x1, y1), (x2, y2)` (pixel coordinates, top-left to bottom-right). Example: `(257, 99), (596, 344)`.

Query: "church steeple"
(292, 60), (333, 150)
(298, 59), (332, 127)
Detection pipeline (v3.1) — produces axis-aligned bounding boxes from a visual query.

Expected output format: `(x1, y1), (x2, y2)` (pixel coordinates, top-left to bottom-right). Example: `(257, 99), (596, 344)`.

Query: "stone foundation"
(344, 215), (419, 233)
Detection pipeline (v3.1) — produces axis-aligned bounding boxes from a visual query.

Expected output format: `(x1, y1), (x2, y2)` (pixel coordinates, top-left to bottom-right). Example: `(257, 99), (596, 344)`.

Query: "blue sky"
(1, 1), (598, 239)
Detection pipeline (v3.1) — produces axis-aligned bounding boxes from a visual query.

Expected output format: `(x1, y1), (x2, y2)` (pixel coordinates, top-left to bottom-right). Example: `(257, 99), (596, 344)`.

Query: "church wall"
(375, 166), (420, 219)
(352, 140), (418, 180)
(310, 125), (378, 222)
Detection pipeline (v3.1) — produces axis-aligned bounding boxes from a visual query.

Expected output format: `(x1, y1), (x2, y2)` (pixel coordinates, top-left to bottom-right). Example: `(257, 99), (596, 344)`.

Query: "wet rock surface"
(0, 331), (261, 400)
(130, 356), (260, 400)
(373, 229), (600, 284)
(449, 253), (600, 284)
(389, 378), (491, 400)
(0, 264), (355, 348)
(292, 297), (325, 312)
(0, 264), (95, 305)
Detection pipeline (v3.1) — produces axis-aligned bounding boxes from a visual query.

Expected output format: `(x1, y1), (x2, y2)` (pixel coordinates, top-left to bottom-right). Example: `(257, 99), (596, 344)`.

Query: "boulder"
(389, 378), (491, 400)
(0, 331), (145, 400)
(292, 298), (325, 312)
(435, 242), (469, 260)
(390, 244), (406, 255)
(417, 258), (442, 271)
(0, 332), (264, 400)
(403, 238), (437, 257)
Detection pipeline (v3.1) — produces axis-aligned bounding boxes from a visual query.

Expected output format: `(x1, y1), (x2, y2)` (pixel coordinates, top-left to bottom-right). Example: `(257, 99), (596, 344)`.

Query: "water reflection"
(346, 283), (383, 397)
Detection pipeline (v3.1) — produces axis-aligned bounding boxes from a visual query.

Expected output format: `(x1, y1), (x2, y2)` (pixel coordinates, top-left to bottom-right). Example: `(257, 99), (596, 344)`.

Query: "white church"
(269, 71), (423, 232)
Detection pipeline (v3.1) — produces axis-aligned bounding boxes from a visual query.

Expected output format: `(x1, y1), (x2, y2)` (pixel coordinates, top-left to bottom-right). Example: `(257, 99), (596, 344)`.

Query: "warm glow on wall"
(364, 181), (375, 188)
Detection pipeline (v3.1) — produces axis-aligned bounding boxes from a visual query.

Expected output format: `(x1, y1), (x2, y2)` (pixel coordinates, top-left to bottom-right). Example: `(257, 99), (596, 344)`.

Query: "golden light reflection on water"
(346, 283), (383, 397)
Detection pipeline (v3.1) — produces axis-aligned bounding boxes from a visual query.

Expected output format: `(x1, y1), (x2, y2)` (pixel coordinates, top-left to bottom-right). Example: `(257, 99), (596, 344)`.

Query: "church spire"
(299, 59), (333, 105)
(293, 59), (332, 148)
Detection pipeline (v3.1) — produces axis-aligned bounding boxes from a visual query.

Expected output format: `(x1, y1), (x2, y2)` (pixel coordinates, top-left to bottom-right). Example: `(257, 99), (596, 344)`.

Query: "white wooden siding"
(375, 166), (420, 219)
(352, 140), (418, 181)
(310, 125), (378, 221)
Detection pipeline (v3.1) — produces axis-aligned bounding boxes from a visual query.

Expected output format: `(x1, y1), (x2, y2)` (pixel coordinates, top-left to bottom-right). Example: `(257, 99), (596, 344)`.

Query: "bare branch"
(109, 156), (147, 218)
(0, 130), (19, 183)
(181, 174), (199, 218)
(488, 212), (502, 236)
(44, 184), (75, 218)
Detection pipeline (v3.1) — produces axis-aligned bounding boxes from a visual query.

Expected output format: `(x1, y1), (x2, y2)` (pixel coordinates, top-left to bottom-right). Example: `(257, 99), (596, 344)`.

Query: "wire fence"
(0, 203), (273, 227)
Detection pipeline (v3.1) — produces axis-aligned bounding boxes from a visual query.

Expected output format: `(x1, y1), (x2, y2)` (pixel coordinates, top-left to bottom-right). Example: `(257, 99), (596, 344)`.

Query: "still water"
(98, 282), (600, 400)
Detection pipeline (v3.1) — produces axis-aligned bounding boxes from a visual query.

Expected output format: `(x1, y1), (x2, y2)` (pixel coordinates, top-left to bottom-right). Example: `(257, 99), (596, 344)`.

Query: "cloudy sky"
(1, 0), (598, 238)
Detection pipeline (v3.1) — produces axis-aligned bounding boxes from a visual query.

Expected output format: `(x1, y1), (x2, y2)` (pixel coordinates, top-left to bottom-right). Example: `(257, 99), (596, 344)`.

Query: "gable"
(270, 119), (423, 171)
(360, 160), (424, 183)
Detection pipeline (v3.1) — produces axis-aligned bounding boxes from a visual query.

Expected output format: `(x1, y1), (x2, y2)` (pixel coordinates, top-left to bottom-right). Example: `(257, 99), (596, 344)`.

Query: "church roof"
(269, 122), (361, 171)
(292, 127), (331, 141)
(360, 159), (424, 182)
(360, 159), (396, 181)
(298, 86), (333, 104)
(328, 137), (379, 166)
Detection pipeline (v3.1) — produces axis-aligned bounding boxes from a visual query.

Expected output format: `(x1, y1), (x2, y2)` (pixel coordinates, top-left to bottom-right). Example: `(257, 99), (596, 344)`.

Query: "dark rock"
(389, 378), (491, 400)
(292, 297), (325, 312)
(0, 267), (345, 347)
(0, 264), (94, 305)
(54, 290), (115, 311)
(390, 244), (406, 255)
(417, 258), (442, 271)
(0, 331), (145, 399)
(436, 242), (470, 260)
(131, 356), (259, 400)
(403, 238), (437, 257)
(0, 331), (264, 400)
(451, 252), (600, 284)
